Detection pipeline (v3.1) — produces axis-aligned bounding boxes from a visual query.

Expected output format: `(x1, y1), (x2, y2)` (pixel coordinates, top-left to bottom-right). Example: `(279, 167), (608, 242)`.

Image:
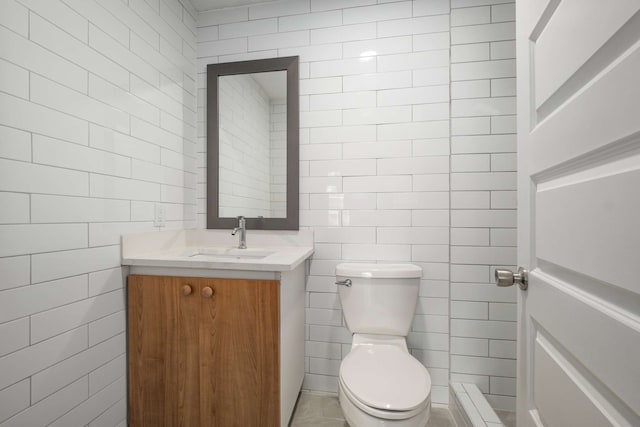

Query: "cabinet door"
(128, 275), (201, 427)
(199, 278), (280, 427)
(128, 275), (280, 427)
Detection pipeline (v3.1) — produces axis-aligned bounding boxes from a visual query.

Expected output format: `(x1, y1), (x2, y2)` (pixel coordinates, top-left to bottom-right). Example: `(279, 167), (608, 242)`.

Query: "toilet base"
(338, 381), (431, 427)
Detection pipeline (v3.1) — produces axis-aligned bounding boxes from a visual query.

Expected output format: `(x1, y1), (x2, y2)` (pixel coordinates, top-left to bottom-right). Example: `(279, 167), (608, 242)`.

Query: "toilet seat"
(339, 344), (431, 419)
(339, 376), (430, 420)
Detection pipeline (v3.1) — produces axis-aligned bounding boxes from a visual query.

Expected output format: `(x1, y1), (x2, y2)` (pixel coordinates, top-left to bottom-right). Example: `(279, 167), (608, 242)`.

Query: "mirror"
(218, 71), (287, 218)
(207, 56), (299, 230)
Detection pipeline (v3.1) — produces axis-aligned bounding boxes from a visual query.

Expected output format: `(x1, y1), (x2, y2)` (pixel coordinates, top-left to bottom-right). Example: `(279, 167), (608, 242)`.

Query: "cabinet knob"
(181, 285), (192, 296)
(201, 286), (214, 298)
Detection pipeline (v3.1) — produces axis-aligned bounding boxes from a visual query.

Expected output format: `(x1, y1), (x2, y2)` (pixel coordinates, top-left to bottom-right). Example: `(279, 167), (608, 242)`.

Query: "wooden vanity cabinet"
(127, 275), (280, 427)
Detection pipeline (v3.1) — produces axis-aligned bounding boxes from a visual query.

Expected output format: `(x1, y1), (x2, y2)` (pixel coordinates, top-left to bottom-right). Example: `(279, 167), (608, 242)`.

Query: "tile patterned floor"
(290, 392), (456, 427)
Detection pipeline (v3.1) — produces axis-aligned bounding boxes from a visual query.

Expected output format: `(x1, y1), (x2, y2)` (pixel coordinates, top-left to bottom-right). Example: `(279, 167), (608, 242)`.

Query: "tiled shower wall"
(0, 0), (197, 425)
(193, 0), (518, 411)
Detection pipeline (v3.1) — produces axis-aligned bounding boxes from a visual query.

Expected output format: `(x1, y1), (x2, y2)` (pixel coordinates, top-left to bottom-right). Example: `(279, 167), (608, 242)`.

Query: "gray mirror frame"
(206, 56), (299, 230)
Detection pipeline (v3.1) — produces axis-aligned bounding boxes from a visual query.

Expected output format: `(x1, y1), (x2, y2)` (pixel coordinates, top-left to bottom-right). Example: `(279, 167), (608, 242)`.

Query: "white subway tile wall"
(195, 0), (454, 404)
(0, 0), (197, 425)
(196, 0), (515, 410)
(450, 0), (516, 411)
(0, 0), (518, 422)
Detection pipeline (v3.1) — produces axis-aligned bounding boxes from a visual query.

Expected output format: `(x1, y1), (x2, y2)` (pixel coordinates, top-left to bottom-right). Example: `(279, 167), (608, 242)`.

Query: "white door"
(515, 1), (640, 427)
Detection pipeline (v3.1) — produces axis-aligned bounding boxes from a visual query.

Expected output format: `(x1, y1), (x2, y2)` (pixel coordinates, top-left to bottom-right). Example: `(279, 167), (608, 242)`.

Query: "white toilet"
(335, 263), (431, 427)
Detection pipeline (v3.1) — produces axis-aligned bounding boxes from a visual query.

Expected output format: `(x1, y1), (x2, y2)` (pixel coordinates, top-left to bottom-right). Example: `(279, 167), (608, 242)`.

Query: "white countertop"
(121, 229), (314, 272)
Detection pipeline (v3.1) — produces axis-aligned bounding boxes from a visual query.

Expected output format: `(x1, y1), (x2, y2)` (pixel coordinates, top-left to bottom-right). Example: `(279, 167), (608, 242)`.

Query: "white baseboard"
(449, 383), (504, 427)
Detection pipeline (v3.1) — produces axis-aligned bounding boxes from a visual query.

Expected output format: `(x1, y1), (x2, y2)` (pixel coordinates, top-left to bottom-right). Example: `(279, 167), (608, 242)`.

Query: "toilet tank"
(336, 263), (422, 336)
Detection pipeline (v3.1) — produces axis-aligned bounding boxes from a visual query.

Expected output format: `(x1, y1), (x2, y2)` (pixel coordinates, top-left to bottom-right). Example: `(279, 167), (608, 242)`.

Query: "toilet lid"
(340, 345), (431, 412)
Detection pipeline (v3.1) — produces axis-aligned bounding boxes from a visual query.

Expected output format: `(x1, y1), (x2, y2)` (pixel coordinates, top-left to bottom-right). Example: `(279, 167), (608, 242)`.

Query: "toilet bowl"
(338, 334), (431, 426)
(335, 263), (431, 427)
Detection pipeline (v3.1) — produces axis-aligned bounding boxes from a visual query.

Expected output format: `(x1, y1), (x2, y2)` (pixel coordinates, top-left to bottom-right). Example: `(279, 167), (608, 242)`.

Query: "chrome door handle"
(335, 279), (352, 287)
(495, 267), (528, 290)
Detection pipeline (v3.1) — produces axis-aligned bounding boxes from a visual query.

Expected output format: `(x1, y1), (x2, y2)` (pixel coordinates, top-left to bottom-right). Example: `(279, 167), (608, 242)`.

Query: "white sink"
(121, 229), (314, 272)
(184, 247), (276, 260)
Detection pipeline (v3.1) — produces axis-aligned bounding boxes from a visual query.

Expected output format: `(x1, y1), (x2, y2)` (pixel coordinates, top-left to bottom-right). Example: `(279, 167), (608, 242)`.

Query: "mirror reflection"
(218, 71), (287, 218)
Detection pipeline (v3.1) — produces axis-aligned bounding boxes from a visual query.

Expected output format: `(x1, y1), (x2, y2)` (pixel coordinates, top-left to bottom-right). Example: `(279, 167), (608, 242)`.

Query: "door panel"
(533, 334), (617, 427)
(128, 275), (200, 427)
(176, 279), (201, 426)
(536, 169), (640, 292)
(200, 278), (280, 427)
(531, 38), (640, 175)
(528, 274), (640, 421)
(517, 1), (640, 427)
(534, 0), (640, 109)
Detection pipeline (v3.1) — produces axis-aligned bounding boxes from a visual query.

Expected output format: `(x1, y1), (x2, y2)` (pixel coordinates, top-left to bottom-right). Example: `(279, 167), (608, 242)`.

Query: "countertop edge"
(122, 246), (314, 272)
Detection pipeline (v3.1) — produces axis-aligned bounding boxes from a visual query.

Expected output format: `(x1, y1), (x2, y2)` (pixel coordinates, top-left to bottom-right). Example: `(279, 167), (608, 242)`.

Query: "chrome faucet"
(231, 216), (247, 249)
